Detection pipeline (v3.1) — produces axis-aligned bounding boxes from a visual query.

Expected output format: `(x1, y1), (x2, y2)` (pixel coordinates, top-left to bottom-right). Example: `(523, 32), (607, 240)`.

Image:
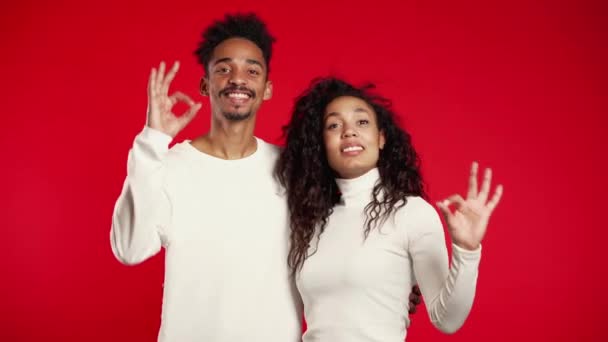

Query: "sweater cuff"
(452, 243), (482, 263)
(140, 126), (173, 147)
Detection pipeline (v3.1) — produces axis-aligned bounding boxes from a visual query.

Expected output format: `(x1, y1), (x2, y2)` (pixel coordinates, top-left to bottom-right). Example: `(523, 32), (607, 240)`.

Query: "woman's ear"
(379, 130), (386, 150)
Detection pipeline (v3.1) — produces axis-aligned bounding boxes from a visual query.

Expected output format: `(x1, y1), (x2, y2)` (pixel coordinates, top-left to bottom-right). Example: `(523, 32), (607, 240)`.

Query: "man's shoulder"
(166, 141), (193, 158)
(255, 137), (283, 158)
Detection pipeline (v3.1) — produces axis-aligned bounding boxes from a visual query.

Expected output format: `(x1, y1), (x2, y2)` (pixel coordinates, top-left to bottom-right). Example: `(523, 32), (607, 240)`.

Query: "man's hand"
(147, 61), (202, 138)
(437, 162), (503, 251)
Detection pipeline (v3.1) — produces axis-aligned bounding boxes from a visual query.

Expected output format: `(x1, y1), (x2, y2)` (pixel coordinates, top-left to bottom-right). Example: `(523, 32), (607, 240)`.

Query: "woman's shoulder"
(394, 196), (442, 231)
(402, 196), (436, 215)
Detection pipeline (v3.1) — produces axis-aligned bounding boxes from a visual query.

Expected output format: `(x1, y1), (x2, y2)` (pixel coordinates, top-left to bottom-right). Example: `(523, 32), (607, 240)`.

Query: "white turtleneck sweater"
(297, 168), (481, 342)
(110, 127), (302, 342)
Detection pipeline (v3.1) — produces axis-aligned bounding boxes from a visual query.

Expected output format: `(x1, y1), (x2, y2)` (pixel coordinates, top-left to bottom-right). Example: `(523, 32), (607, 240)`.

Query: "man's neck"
(191, 117), (258, 160)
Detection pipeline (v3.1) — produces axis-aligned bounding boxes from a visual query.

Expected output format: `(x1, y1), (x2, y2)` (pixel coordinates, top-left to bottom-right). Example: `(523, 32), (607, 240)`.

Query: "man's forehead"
(211, 38), (266, 65)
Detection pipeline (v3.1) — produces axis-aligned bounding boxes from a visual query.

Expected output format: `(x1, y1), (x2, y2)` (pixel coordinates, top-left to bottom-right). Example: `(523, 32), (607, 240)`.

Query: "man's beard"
(223, 111), (252, 121)
(219, 85), (255, 122)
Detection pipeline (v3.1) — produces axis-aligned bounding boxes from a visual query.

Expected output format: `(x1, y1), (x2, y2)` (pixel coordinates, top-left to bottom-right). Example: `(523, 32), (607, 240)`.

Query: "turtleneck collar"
(335, 168), (380, 206)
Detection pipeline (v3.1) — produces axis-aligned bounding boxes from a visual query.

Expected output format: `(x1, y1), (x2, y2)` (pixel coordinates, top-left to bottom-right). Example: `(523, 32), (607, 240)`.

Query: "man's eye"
(358, 119), (369, 125)
(216, 67), (230, 73)
(249, 69), (260, 76)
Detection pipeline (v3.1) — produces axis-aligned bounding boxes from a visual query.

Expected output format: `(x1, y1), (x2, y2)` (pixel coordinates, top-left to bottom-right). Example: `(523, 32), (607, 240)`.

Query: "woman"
(276, 77), (503, 341)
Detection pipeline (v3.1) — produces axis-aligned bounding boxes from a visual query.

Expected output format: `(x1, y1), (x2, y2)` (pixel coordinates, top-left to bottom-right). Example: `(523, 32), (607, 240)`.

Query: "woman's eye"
(327, 123), (339, 130)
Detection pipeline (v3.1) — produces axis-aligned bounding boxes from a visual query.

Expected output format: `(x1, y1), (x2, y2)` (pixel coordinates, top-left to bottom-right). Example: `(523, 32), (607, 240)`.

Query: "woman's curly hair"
(275, 77), (426, 276)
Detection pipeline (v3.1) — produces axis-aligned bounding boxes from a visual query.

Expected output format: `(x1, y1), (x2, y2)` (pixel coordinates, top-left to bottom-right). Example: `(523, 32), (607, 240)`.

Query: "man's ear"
(200, 77), (209, 96)
(263, 80), (273, 100)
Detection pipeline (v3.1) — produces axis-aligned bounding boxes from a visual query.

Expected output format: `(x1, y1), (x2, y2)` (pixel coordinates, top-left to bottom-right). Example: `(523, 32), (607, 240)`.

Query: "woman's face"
(323, 96), (385, 179)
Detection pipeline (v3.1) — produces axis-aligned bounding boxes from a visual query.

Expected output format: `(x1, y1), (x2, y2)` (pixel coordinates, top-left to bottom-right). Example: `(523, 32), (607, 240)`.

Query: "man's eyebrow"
(212, 58), (265, 70)
(212, 57), (232, 66)
(246, 59), (265, 69)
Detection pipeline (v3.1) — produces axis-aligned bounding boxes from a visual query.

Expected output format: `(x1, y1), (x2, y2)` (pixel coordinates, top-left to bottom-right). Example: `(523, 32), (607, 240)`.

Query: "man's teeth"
(227, 93), (249, 99)
(342, 146), (363, 152)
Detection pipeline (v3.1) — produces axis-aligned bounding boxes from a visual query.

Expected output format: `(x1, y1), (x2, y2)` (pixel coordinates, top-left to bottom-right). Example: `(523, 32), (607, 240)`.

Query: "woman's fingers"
(467, 161), (479, 199)
(486, 184), (503, 212)
(478, 168), (492, 203)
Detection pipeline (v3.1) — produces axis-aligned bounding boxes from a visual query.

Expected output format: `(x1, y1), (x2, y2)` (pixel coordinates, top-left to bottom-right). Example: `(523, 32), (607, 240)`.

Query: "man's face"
(201, 37), (272, 122)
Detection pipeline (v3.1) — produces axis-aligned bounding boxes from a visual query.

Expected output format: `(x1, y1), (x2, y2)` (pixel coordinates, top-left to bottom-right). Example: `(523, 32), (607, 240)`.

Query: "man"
(111, 13), (301, 341)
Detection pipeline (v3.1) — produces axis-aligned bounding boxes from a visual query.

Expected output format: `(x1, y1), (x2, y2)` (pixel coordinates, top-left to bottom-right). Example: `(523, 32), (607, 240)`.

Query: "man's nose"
(228, 69), (247, 86)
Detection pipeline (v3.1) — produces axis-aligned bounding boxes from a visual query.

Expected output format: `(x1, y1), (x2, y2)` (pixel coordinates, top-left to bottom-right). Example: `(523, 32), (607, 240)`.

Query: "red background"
(2, 0), (607, 341)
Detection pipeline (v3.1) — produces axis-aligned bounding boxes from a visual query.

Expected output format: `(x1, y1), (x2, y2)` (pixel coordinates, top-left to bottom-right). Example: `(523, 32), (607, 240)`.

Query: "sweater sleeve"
(110, 126), (173, 265)
(407, 199), (481, 334)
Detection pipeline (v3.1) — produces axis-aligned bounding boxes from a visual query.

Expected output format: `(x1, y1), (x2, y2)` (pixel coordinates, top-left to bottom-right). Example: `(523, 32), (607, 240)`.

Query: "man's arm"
(110, 127), (173, 265)
(110, 61), (201, 265)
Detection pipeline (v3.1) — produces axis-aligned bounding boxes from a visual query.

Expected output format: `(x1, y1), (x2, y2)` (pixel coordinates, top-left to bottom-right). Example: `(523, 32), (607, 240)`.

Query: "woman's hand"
(437, 162), (503, 250)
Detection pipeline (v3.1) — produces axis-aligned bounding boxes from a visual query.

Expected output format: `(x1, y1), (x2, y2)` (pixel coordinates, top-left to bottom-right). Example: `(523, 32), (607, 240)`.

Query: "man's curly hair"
(194, 13), (276, 76)
(275, 77), (426, 276)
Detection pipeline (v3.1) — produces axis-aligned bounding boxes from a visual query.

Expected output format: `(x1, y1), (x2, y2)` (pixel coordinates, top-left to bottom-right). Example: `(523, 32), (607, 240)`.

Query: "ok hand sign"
(437, 162), (504, 251)
(146, 61), (202, 138)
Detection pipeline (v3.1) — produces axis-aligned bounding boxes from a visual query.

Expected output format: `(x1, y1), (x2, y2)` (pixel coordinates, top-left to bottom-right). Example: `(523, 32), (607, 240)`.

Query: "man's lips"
(220, 86), (254, 99)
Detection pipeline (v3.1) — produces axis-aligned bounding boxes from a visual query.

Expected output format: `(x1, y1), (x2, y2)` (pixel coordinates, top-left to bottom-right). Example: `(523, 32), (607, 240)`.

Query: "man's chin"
(223, 111), (252, 122)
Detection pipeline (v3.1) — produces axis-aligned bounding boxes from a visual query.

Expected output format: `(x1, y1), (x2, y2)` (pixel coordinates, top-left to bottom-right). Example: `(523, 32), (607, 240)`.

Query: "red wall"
(2, 0), (606, 341)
